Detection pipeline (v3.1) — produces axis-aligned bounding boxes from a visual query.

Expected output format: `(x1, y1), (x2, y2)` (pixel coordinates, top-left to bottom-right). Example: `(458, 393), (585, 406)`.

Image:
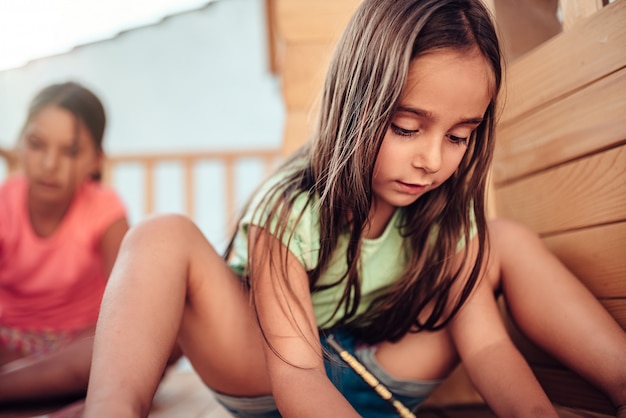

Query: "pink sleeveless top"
(0, 175), (126, 331)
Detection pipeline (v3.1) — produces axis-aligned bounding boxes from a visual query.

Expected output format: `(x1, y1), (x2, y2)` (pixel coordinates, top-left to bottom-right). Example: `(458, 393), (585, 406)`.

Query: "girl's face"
(21, 105), (102, 205)
(372, 49), (492, 214)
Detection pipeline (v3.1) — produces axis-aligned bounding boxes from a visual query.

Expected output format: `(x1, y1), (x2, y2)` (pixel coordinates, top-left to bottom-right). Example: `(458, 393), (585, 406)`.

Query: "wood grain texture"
(281, 42), (333, 110)
(543, 222), (626, 298)
(560, 0), (604, 30)
(272, 0), (361, 43)
(495, 145), (626, 235)
(494, 68), (626, 184)
(282, 108), (316, 155)
(534, 367), (615, 415)
(499, 0), (626, 124)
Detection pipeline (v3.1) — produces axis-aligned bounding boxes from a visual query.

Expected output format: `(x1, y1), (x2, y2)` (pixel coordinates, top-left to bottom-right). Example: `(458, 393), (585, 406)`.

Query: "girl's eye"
(391, 124), (418, 137)
(63, 146), (79, 157)
(448, 134), (468, 145)
(25, 136), (43, 149)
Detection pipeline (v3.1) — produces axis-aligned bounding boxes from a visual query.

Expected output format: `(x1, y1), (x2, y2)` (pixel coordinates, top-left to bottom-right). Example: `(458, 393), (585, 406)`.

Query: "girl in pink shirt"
(0, 82), (129, 404)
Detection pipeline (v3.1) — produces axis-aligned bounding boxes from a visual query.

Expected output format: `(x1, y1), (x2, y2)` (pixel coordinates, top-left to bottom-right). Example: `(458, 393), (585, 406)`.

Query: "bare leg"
(0, 332), (93, 405)
(85, 214), (270, 418)
(489, 219), (626, 411)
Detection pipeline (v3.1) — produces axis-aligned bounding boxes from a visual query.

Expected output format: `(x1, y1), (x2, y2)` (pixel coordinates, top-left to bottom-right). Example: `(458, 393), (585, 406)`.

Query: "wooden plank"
(107, 149), (281, 163)
(265, 0), (280, 74)
(422, 365), (484, 406)
(559, 0), (604, 30)
(494, 145), (626, 235)
(534, 367), (615, 415)
(281, 42), (334, 110)
(492, 0), (562, 63)
(493, 67), (626, 184)
(273, 0), (361, 43)
(224, 158), (236, 233)
(282, 109), (315, 156)
(145, 160), (155, 215)
(499, 0), (626, 124)
(184, 159), (194, 220)
(0, 147), (18, 174)
(543, 222), (626, 298)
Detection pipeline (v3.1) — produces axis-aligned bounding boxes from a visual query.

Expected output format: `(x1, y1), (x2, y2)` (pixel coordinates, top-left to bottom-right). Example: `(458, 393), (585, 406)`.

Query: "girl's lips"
(37, 179), (61, 188)
(396, 181), (428, 194)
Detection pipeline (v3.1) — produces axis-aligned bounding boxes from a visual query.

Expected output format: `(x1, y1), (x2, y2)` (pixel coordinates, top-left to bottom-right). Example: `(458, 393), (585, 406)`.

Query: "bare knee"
(125, 213), (198, 242)
(120, 213), (205, 256)
(488, 218), (544, 253)
(104, 213), (211, 304)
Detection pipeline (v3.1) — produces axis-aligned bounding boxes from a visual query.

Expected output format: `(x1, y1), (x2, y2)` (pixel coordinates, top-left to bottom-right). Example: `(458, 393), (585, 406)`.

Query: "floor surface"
(0, 360), (614, 418)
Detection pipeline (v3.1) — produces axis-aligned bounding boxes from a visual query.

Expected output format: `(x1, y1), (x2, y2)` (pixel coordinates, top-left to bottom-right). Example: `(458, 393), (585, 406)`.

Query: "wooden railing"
(104, 149), (282, 226)
(104, 150), (281, 238)
(0, 147), (17, 175)
(0, 148), (283, 245)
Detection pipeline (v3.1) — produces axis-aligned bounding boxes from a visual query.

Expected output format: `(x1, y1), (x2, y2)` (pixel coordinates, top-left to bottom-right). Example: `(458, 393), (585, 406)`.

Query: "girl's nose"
(412, 137), (442, 173)
(42, 149), (60, 171)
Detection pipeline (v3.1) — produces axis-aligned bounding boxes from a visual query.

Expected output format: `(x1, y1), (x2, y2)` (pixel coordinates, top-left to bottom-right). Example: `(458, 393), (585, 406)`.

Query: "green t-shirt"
(228, 166), (473, 328)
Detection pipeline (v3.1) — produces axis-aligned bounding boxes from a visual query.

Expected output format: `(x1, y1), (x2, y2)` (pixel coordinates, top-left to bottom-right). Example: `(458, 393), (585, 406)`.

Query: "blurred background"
(0, 0), (286, 251)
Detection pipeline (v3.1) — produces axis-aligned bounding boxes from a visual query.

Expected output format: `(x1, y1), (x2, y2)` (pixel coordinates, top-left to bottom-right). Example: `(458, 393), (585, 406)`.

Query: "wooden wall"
(492, 0), (626, 414)
(265, 0), (361, 155)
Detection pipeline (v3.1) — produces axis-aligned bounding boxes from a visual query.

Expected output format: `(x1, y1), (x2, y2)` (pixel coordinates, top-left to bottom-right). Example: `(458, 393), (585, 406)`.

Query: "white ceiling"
(0, 0), (214, 71)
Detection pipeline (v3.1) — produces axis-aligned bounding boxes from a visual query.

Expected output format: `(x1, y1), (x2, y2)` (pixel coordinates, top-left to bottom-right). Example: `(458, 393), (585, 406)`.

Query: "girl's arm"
(249, 226), (360, 417)
(449, 279), (558, 417)
(447, 238), (559, 417)
(100, 216), (130, 279)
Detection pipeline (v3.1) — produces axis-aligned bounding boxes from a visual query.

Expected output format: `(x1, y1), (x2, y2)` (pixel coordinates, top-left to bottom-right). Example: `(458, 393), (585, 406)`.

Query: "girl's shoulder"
(66, 181), (127, 232)
(79, 180), (125, 205)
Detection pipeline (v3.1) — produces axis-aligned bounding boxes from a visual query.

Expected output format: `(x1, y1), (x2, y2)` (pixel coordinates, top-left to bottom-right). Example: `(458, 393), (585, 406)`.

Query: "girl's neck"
(28, 195), (72, 238)
(364, 203), (396, 239)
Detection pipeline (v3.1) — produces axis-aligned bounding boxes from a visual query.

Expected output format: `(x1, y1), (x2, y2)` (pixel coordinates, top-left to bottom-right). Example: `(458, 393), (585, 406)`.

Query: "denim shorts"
(213, 328), (442, 417)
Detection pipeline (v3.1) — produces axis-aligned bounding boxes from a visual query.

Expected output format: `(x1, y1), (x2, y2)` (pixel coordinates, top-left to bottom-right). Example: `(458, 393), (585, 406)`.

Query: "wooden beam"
(494, 68), (626, 184)
(495, 145), (626, 234)
(281, 42), (334, 110)
(559, 0), (604, 30)
(499, 0), (625, 124)
(273, 0), (361, 43)
(543, 222), (626, 298)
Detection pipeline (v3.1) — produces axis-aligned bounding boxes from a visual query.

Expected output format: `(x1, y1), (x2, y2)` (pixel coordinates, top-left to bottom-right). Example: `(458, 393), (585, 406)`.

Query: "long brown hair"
(228, 0), (502, 345)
